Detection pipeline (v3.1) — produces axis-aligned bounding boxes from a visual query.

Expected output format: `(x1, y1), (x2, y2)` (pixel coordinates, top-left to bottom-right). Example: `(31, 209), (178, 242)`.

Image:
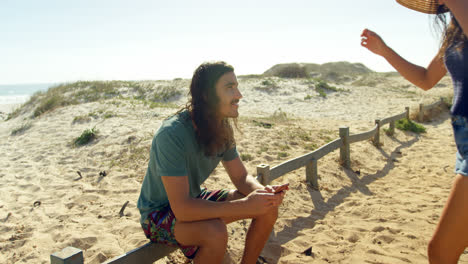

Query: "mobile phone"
(274, 183), (289, 193)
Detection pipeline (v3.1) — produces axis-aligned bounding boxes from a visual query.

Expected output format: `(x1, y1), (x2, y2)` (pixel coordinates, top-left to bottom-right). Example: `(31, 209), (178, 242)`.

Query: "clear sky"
(0, 0), (446, 85)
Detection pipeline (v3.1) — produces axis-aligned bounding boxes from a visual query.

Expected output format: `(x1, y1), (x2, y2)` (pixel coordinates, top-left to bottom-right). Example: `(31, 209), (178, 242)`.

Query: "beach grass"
(270, 108), (289, 122)
(240, 153), (254, 161)
(6, 80), (182, 119)
(255, 78), (279, 92)
(103, 111), (117, 119)
(11, 122), (32, 136)
(110, 144), (150, 171)
(72, 115), (92, 124)
(74, 127), (99, 146)
(441, 95), (453, 109)
(351, 72), (387, 87)
(252, 120), (273, 129)
(33, 93), (67, 117)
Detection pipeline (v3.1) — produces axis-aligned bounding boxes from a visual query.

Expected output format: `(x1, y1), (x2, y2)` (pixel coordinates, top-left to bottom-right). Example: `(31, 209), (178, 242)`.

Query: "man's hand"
(243, 189), (283, 215)
(361, 28), (388, 57)
(264, 183), (289, 194)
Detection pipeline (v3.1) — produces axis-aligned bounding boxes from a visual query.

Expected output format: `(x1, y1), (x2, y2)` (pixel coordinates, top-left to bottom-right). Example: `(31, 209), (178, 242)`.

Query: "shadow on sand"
(264, 132), (422, 263)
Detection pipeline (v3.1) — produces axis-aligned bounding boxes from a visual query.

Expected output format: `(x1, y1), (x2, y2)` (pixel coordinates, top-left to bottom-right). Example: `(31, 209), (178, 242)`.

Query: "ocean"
(0, 83), (53, 113)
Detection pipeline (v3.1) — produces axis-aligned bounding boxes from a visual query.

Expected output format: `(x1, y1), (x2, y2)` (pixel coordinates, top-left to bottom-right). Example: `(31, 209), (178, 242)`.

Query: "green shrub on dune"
(255, 78), (279, 92)
(396, 119), (426, 134)
(74, 127), (99, 146)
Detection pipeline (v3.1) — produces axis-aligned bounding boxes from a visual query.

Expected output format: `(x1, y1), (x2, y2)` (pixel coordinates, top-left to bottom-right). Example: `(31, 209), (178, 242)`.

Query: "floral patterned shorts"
(142, 188), (229, 259)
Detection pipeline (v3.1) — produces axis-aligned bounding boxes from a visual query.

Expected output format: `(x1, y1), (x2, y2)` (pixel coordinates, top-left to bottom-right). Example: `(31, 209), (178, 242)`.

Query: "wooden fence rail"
(418, 98), (444, 122)
(256, 103), (424, 188)
(50, 99), (444, 264)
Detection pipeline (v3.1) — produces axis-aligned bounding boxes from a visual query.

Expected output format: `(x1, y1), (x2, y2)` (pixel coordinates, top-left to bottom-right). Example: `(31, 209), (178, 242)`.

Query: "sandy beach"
(1, 69), (467, 263)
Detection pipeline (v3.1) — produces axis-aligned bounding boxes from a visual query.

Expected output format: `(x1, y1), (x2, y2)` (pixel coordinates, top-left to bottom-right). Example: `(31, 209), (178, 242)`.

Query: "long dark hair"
(435, 6), (467, 58)
(183, 61), (237, 156)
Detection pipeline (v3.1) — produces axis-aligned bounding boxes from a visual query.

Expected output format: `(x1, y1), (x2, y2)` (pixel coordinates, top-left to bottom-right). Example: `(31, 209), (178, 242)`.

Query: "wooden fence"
(50, 99), (445, 264)
(256, 107), (409, 188)
(257, 98), (445, 188)
(418, 98), (445, 122)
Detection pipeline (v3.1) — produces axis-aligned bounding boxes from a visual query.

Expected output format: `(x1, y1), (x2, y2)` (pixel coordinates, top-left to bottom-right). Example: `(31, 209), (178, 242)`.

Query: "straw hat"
(396, 0), (449, 14)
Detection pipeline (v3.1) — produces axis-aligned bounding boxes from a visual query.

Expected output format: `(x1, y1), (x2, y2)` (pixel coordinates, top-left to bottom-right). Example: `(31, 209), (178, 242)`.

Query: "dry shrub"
(410, 101), (448, 122)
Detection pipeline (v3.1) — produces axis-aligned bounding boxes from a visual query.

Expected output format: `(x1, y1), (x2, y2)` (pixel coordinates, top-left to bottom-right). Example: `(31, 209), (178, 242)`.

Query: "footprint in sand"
(367, 249), (385, 255)
(70, 236), (97, 250)
(347, 233), (360, 243)
(373, 235), (394, 244)
(405, 208), (421, 213)
(387, 227), (402, 234)
(10, 155), (23, 161)
(89, 252), (108, 263)
(18, 184), (41, 193)
(372, 226), (385, 232)
(33, 155), (45, 162)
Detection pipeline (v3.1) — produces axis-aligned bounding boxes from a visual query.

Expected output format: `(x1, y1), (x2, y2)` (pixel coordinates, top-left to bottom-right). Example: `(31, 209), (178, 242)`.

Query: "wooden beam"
(339, 127), (350, 168)
(102, 243), (176, 264)
(380, 111), (406, 126)
(388, 120), (395, 136)
(257, 164), (270, 185)
(419, 103), (424, 122)
(306, 159), (318, 189)
(50, 247), (83, 264)
(373, 119), (381, 147)
(348, 125), (378, 144)
(422, 98), (443, 111)
(269, 139), (342, 181)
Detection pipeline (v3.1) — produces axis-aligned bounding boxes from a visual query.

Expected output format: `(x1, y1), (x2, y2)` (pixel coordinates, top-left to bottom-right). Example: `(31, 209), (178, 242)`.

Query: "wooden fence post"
(405, 106), (410, 120)
(373, 119), (381, 147)
(306, 159), (318, 189)
(257, 164), (270, 185)
(389, 121), (395, 136)
(339, 127), (350, 168)
(418, 103), (424, 122)
(50, 247), (83, 264)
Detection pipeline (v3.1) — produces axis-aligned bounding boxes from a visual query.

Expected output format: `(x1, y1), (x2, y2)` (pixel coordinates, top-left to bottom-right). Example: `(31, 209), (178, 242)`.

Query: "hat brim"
(396, 0), (448, 14)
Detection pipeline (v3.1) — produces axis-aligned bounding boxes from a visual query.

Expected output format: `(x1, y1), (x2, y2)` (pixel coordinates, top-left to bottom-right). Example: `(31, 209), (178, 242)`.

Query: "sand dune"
(1, 73), (467, 263)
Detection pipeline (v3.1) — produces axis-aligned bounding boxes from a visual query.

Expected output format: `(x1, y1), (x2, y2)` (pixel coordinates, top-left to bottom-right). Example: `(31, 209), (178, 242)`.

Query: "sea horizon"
(0, 83), (54, 113)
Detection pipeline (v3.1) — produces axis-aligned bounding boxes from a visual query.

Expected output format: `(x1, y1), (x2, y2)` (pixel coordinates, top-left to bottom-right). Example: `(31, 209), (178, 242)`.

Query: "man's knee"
(258, 207), (279, 224)
(202, 219), (228, 247)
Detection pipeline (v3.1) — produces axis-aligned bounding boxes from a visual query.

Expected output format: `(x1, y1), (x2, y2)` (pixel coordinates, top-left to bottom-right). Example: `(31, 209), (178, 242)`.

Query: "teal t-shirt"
(137, 110), (239, 224)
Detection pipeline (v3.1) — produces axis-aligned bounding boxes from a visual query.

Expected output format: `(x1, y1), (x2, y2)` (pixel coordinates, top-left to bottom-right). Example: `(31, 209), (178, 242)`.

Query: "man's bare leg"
(223, 190), (280, 264)
(174, 218), (228, 264)
(240, 209), (278, 264)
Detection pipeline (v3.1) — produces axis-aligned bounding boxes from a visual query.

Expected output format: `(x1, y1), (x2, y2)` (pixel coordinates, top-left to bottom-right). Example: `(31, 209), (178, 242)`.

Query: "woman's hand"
(361, 28), (388, 57)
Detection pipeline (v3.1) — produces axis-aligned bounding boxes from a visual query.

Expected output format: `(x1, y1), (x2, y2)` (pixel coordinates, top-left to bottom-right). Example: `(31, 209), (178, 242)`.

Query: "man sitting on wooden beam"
(137, 61), (289, 264)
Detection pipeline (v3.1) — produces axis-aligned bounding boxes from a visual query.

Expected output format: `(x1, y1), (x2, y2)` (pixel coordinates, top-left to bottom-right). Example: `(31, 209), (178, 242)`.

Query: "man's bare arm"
(161, 175), (280, 222)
